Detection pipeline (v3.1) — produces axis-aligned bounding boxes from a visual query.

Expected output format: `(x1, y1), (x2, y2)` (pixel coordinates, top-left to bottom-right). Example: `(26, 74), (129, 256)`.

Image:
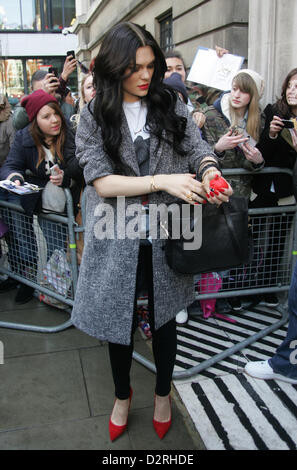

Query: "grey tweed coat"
(71, 99), (216, 345)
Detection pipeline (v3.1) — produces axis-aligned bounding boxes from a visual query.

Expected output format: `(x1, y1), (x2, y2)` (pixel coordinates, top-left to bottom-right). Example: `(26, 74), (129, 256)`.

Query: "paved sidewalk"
(0, 287), (204, 451)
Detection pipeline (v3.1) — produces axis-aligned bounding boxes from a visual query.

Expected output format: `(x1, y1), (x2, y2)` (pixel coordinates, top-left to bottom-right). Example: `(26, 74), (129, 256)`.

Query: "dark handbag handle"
(221, 203), (242, 257)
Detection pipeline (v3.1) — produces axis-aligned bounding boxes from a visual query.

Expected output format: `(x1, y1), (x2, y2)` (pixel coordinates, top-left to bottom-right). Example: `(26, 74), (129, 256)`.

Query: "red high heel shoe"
(153, 394), (172, 439)
(109, 387), (133, 442)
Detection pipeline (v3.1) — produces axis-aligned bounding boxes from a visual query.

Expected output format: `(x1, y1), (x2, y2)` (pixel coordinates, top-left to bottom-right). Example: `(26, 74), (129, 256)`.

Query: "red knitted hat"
(21, 89), (58, 122)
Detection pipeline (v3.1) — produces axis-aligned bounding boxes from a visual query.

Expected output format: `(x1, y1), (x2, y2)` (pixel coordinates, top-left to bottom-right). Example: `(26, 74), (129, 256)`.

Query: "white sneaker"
(244, 360), (297, 384)
(176, 308), (188, 325)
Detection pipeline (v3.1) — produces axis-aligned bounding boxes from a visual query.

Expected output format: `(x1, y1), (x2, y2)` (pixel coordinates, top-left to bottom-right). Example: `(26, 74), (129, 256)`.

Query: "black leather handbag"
(163, 196), (251, 275)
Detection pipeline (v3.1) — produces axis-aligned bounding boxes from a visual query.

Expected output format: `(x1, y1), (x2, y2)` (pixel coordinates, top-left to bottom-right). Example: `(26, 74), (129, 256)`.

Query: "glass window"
(0, 59), (24, 100)
(0, 0), (75, 31)
(33, 0), (41, 30)
(0, 0), (21, 30)
(51, 0), (63, 30)
(159, 13), (173, 52)
(0, 56), (78, 103)
(43, 0), (75, 31)
(0, 0), (40, 30)
(21, 0), (37, 30)
(64, 0), (75, 27)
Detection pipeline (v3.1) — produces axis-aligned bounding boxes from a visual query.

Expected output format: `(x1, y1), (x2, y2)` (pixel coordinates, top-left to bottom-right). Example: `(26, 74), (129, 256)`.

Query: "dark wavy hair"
(275, 68), (297, 118)
(91, 22), (187, 165)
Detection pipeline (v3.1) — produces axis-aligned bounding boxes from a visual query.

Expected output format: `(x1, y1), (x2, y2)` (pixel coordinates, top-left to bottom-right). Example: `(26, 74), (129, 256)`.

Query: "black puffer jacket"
(253, 103), (296, 200)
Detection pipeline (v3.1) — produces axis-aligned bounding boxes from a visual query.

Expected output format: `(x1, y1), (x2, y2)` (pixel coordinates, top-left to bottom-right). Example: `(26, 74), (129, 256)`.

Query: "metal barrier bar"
(0, 168), (295, 379)
(0, 188), (77, 333)
(132, 168), (296, 377)
(134, 306), (289, 378)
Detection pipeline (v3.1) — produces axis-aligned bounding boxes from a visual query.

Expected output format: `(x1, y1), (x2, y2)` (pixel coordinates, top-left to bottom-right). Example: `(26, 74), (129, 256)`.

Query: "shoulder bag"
(163, 196), (252, 275)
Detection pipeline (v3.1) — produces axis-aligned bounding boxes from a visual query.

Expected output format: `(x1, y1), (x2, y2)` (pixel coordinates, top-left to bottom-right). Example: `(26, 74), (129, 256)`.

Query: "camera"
(281, 119), (294, 129)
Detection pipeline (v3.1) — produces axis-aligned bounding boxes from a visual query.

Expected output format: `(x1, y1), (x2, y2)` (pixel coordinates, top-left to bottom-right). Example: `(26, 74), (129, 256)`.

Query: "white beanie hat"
(233, 69), (265, 99)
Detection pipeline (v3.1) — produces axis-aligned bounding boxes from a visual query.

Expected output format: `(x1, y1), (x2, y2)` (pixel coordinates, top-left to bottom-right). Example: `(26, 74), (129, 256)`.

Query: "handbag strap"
(221, 203), (243, 256)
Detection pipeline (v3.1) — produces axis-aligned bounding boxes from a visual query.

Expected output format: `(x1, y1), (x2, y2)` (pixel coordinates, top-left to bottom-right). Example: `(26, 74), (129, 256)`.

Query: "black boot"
(15, 284), (35, 304)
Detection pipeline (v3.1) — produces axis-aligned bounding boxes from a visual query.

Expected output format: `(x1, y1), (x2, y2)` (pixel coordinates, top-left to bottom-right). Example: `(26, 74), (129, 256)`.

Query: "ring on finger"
(186, 192), (193, 201)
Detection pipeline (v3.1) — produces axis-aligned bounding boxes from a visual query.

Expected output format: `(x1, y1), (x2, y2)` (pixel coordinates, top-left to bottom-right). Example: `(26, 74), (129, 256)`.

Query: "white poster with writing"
(187, 47), (244, 91)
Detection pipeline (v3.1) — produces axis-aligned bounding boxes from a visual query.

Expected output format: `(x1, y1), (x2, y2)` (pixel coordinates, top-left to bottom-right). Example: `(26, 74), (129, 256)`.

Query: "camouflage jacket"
(202, 93), (264, 198)
(187, 83), (222, 112)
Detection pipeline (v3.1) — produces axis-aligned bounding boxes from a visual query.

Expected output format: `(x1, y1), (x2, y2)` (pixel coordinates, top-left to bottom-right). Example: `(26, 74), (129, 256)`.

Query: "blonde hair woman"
(202, 69), (265, 199)
(71, 73), (96, 129)
(202, 69), (265, 312)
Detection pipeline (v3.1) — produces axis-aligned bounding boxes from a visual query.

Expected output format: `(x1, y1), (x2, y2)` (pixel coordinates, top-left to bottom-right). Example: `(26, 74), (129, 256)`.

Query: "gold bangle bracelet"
(202, 167), (220, 181)
(199, 158), (218, 173)
(150, 175), (159, 192)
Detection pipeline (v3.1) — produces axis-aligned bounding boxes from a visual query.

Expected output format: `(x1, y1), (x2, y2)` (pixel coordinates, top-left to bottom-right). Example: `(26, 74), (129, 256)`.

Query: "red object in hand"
(209, 175), (229, 192)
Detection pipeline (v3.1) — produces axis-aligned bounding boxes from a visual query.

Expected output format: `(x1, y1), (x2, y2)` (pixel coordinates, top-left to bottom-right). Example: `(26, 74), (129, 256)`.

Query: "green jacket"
(12, 104), (29, 131)
(202, 93), (264, 198)
(187, 83), (222, 112)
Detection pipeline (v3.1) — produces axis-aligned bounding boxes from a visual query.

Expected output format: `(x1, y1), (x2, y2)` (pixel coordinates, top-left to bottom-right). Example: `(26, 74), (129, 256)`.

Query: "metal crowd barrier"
(0, 188), (78, 333)
(133, 168), (296, 378)
(0, 169), (295, 380)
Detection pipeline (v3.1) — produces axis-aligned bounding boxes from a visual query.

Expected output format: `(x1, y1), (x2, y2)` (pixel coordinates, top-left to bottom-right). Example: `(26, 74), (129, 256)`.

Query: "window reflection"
(64, 0), (75, 28)
(0, 0), (21, 30)
(0, 0), (75, 31)
(21, 1), (37, 30)
(51, 0), (63, 30)
(0, 59), (24, 99)
(0, 56), (78, 103)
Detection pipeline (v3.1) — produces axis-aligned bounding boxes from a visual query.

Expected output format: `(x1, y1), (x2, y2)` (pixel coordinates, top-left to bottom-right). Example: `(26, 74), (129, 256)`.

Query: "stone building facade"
(73, 0), (296, 105)
(73, 0), (249, 70)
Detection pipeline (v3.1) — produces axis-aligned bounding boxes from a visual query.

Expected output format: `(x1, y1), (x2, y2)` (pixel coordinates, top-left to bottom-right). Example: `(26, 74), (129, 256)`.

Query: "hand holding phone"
(61, 53), (77, 81)
(50, 164), (64, 186)
(270, 115), (288, 138)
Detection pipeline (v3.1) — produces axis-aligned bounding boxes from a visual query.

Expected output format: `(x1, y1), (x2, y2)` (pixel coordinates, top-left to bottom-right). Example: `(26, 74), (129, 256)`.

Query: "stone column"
(248, 0), (297, 106)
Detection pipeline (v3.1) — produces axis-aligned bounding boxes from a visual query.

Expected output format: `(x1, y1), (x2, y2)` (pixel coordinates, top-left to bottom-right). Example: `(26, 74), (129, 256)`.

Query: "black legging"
(108, 244), (177, 400)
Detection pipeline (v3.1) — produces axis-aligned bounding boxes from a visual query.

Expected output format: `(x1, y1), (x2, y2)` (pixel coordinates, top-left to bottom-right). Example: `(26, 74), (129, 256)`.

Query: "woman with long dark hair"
(71, 22), (232, 441)
(0, 90), (82, 303)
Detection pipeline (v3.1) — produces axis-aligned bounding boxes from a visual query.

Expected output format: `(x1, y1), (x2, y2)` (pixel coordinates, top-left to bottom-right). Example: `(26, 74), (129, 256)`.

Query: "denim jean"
(269, 261), (297, 379)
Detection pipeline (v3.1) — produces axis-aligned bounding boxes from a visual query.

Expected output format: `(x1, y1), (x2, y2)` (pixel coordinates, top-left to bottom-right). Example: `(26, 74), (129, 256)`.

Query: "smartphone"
(48, 67), (58, 77)
(242, 129), (257, 147)
(50, 164), (59, 176)
(67, 50), (75, 59)
(281, 119), (294, 129)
